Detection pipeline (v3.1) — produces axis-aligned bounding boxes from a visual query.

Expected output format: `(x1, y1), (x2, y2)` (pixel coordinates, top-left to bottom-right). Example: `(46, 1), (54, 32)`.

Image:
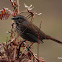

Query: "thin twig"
(37, 20), (42, 58)
(17, 0), (20, 14)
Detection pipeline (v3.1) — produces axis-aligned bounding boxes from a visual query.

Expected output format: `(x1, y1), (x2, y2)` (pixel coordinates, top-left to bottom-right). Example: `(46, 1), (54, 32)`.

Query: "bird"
(12, 15), (62, 44)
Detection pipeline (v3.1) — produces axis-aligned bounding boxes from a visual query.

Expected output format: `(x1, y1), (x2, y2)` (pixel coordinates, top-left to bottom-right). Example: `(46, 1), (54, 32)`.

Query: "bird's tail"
(47, 35), (62, 44)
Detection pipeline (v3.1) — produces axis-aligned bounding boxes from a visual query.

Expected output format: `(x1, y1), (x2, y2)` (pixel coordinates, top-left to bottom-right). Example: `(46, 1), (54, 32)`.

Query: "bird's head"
(12, 15), (27, 24)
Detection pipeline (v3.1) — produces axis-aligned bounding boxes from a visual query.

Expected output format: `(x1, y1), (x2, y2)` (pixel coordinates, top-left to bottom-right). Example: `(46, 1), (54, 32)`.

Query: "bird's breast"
(16, 24), (27, 34)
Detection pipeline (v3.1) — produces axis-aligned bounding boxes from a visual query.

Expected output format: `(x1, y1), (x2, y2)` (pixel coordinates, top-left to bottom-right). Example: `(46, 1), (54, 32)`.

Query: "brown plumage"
(12, 15), (62, 44)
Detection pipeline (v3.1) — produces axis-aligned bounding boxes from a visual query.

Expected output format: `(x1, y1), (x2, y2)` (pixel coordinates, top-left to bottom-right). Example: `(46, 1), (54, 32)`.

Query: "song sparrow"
(12, 15), (62, 44)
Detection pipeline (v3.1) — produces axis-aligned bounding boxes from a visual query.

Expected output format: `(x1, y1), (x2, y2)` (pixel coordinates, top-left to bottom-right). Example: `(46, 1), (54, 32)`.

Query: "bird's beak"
(11, 17), (17, 20)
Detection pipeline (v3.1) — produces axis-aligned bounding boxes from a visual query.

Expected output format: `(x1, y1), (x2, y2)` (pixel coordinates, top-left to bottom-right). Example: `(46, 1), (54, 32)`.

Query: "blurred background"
(0, 0), (62, 62)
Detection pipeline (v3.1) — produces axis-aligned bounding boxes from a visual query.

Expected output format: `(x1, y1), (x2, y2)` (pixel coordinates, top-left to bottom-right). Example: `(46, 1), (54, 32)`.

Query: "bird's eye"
(17, 17), (19, 19)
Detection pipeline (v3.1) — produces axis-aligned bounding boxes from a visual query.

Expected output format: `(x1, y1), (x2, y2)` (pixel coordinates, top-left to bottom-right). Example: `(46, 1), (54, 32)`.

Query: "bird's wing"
(26, 33), (38, 42)
(26, 33), (43, 43)
(22, 21), (47, 40)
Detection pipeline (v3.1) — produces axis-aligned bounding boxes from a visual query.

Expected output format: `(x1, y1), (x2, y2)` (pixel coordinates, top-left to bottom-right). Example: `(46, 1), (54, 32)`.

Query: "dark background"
(0, 0), (62, 62)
